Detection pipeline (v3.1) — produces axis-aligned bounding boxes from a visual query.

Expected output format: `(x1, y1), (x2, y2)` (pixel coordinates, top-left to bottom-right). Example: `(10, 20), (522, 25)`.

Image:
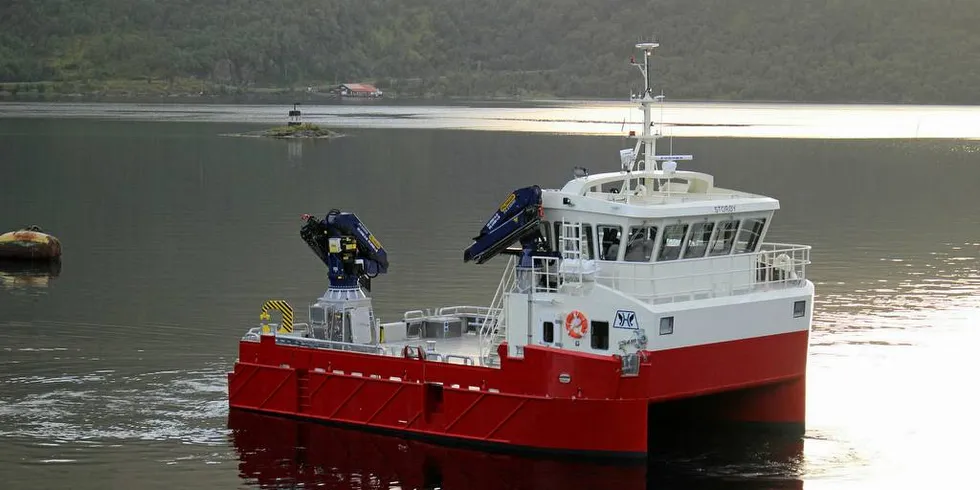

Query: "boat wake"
(0, 362), (230, 445)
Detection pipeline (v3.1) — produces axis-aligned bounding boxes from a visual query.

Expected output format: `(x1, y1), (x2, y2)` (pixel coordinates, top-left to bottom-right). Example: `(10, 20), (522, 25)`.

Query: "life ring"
(565, 310), (589, 339)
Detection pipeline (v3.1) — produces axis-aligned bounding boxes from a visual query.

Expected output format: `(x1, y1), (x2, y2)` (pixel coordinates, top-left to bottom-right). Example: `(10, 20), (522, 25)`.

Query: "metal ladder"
(560, 221), (586, 288)
(481, 255), (516, 366)
(297, 370), (311, 412)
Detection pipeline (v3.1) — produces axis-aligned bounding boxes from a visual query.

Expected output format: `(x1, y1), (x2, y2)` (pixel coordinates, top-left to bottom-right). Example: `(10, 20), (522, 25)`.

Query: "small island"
(225, 123), (342, 139)
(264, 123), (340, 139)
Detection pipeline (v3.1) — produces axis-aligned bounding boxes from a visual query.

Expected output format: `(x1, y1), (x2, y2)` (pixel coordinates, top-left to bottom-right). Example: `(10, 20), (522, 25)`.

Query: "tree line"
(2, 0), (978, 103)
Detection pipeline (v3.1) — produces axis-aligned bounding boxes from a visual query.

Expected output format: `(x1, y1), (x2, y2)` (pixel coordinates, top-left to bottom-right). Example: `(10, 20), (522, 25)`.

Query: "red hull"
(228, 330), (808, 456)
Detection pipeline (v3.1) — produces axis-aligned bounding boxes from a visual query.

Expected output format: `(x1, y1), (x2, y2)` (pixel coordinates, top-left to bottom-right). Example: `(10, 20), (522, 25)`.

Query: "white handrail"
(479, 255), (516, 363)
(591, 243), (810, 304)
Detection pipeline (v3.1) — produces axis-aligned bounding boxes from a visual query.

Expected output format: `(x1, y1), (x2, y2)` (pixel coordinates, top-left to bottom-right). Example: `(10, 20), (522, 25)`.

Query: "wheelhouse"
(538, 169), (778, 263)
(539, 212), (771, 263)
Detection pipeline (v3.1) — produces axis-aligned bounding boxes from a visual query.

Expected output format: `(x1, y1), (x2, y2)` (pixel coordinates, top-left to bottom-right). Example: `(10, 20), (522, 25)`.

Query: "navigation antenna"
(624, 42), (692, 199)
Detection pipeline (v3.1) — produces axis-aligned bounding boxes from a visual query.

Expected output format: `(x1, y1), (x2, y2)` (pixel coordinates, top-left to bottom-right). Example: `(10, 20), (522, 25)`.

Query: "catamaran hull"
(228, 329), (808, 457)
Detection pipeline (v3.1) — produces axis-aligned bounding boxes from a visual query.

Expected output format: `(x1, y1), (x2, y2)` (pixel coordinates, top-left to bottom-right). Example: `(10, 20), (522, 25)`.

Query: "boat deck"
(383, 333), (484, 364)
(245, 314), (491, 367)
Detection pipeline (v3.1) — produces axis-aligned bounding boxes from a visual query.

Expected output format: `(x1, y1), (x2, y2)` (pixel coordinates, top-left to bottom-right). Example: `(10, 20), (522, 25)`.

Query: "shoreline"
(3, 91), (978, 109)
(0, 84), (566, 107)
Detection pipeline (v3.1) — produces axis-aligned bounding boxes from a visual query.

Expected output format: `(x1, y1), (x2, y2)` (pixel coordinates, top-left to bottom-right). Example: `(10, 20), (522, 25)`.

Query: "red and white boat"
(228, 43), (814, 459)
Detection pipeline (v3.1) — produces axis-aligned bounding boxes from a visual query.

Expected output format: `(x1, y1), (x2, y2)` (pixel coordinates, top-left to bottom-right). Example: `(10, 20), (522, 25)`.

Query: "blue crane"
(463, 185), (550, 266)
(300, 210), (388, 291)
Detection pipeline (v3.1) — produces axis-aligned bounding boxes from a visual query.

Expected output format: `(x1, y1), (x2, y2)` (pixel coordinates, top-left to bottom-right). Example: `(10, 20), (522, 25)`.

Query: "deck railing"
(595, 242), (810, 303)
(520, 242), (809, 304)
(480, 256), (517, 365)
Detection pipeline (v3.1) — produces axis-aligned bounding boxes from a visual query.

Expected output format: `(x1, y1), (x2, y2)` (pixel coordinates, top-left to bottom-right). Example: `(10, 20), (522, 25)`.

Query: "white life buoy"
(772, 254), (798, 280)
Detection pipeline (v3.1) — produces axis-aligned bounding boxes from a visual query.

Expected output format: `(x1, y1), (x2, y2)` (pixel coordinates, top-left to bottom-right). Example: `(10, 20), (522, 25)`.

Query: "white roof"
(543, 169), (779, 219)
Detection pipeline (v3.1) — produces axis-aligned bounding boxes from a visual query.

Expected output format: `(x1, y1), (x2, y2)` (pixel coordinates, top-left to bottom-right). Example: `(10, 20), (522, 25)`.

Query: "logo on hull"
(613, 310), (638, 329)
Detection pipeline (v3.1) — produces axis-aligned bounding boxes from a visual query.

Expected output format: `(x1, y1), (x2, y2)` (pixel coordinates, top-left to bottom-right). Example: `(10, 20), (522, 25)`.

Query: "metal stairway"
(481, 255), (516, 366)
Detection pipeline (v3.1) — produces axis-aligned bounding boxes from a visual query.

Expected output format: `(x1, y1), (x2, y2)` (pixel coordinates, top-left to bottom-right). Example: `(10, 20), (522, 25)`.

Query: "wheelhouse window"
(539, 220), (553, 250)
(709, 219), (739, 256)
(553, 222), (594, 259)
(624, 226), (657, 262)
(683, 222), (714, 259)
(658, 224), (688, 261)
(734, 218), (767, 254)
(598, 225), (622, 261)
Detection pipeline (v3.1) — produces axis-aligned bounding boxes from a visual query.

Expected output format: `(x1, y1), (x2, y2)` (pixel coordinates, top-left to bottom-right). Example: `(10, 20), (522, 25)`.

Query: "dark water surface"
(1, 111), (978, 489)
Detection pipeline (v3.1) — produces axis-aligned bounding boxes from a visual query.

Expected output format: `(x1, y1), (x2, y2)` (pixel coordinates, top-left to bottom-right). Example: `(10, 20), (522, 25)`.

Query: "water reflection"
(229, 410), (647, 490)
(2, 118), (978, 487)
(4, 101), (980, 139)
(229, 411), (810, 490)
(814, 241), (980, 337)
(804, 239), (980, 489)
(0, 259), (61, 291)
(287, 140), (303, 166)
(648, 426), (805, 489)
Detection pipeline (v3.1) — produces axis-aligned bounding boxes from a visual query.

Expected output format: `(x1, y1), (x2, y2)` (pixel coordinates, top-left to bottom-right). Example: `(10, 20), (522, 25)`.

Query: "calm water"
(1, 103), (979, 489)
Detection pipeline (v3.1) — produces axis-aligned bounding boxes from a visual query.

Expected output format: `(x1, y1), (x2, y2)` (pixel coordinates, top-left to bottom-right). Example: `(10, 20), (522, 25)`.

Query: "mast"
(636, 43), (663, 170)
(626, 42), (663, 192)
(627, 43), (691, 197)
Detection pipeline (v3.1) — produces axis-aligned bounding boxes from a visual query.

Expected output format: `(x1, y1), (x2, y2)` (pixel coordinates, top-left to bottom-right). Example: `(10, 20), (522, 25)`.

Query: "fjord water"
(1, 105), (978, 489)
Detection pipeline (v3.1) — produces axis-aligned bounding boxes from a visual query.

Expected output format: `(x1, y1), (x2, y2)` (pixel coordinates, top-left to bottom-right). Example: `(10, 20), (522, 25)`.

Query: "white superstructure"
(249, 43), (814, 376)
(478, 43), (813, 366)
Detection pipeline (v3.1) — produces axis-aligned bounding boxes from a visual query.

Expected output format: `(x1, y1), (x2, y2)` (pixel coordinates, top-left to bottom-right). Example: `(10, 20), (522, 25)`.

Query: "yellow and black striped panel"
(261, 300), (294, 333)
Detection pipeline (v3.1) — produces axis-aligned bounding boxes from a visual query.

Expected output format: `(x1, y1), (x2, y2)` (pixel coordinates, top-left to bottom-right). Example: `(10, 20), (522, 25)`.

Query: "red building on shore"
(338, 83), (383, 98)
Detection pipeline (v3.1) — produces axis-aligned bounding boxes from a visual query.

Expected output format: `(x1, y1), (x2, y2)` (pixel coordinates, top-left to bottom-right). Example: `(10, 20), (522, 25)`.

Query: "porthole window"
(591, 321), (609, 350)
(543, 321), (554, 343)
(794, 300), (806, 318)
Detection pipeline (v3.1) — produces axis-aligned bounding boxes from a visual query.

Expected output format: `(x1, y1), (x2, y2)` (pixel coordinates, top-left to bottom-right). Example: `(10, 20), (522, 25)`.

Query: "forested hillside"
(2, 0), (979, 103)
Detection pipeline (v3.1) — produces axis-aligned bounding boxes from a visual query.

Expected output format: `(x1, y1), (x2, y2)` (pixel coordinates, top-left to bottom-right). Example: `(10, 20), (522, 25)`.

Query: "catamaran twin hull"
(228, 42), (814, 458)
(228, 326), (808, 457)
